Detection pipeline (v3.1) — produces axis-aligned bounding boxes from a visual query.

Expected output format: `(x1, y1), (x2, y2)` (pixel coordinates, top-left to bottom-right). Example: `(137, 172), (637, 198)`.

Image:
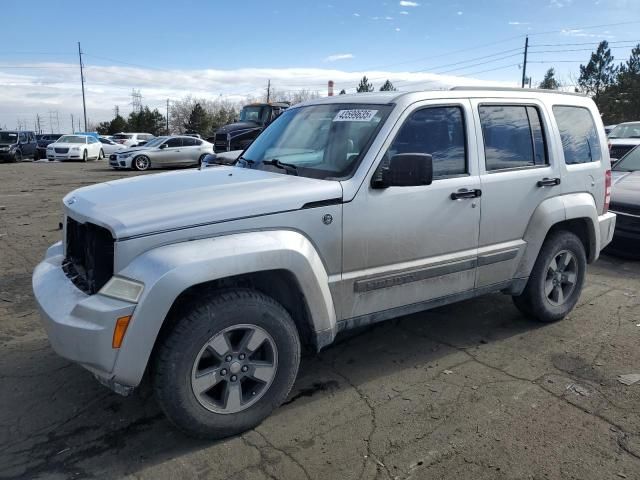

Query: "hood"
(215, 122), (263, 135)
(116, 146), (154, 156)
(63, 166), (343, 239)
(611, 170), (640, 207)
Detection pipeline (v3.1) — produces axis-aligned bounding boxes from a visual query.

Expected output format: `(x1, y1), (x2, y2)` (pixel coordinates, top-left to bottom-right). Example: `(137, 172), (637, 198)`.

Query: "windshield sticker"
(333, 109), (378, 122)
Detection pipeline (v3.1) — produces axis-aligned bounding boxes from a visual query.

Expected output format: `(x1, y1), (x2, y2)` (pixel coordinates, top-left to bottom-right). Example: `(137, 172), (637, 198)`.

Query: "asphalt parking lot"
(1, 161), (639, 480)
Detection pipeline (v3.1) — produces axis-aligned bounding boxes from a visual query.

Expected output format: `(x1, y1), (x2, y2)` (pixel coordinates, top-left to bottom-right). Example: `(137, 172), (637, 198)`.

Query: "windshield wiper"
(236, 156), (255, 167)
(262, 158), (299, 176)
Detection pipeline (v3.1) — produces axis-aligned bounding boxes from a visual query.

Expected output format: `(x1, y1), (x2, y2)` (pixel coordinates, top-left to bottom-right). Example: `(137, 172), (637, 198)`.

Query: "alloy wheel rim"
(136, 157), (149, 169)
(191, 324), (278, 414)
(545, 249), (578, 306)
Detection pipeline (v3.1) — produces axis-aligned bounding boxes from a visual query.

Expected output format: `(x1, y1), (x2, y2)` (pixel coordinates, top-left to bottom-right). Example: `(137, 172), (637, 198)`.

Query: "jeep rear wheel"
(513, 230), (586, 322)
(153, 289), (300, 439)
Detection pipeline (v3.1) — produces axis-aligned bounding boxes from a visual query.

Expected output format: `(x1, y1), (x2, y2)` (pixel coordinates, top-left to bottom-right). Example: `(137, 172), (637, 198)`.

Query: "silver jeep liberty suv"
(33, 88), (616, 438)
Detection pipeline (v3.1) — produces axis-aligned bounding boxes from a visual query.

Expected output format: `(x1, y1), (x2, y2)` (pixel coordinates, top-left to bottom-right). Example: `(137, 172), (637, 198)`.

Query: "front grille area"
(64, 217), (114, 294)
(55, 147), (69, 154)
(214, 133), (229, 152)
(610, 145), (635, 159)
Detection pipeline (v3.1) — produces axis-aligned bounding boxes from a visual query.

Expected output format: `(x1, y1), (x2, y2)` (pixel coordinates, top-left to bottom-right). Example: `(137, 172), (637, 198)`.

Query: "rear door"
(181, 137), (202, 164)
(471, 99), (561, 288)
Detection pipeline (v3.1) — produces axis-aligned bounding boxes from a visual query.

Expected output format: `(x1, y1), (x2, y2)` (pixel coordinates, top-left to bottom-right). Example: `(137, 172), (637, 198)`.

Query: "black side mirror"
(372, 153), (433, 188)
(159, 143), (167, 149)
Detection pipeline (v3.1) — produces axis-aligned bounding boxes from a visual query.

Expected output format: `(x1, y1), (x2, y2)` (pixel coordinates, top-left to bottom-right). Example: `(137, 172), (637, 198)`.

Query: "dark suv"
(0, 131), (37, 162)
(210, 102), (289, 152)
(36, 134), (63, 160)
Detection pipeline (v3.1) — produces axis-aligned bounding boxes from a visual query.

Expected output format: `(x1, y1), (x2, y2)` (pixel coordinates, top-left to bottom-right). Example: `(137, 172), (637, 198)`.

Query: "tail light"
(604, 169), (612, 213)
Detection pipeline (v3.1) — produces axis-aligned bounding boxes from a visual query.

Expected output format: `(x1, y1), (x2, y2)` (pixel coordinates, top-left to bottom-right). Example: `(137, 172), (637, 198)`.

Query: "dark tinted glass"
(553, 106), (602, 164)
(165, 138), (182, 148)
(182, 137), (201, 146)
(388, 106), (467, 178)
(480, 105), (548, 171)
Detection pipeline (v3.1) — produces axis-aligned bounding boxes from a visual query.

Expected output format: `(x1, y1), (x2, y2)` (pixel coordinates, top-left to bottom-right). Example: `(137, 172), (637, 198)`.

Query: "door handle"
(450, 188), (482, 200)
(537, 177), (561, 187)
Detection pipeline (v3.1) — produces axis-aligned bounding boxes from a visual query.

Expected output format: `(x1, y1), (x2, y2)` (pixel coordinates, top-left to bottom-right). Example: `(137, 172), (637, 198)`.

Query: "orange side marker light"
(112, 315), (132, 349)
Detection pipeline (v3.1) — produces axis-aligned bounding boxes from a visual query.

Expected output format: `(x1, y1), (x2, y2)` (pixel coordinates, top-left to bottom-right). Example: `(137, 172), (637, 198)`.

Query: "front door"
(155, 137), (184, 166)
(339, 100), (482, 320)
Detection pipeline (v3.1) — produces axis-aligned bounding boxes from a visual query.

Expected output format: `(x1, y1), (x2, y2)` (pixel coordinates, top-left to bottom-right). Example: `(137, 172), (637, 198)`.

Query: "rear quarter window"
(552, 106), (602, 164)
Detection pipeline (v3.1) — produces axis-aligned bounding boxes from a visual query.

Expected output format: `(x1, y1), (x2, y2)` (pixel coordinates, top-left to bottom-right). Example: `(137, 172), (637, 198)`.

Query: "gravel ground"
(1, 161), (639, 480)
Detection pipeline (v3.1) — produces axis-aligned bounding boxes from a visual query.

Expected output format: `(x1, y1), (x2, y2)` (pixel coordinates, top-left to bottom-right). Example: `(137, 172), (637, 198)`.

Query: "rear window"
(553, 106), (602, 164)
(113, 134), (133, 139)
(479, 105), (548, 171)
(183, 137), (202, 146)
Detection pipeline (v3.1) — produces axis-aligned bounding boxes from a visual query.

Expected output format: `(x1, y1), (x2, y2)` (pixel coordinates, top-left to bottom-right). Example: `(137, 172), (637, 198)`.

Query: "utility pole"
(166, 99), (170, 135)
(49, 111), (54, 133)
(55, 111), (60, 133)
(266, 79), (271, 102)
(71, 114), (74, 133)
(78, 42), (88, 132)
(521, 35), (529, 89)
(36, 114), (41, 134)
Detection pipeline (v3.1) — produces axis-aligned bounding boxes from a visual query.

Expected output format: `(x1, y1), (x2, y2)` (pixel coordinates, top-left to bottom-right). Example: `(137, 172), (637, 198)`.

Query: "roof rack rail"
(449, 86), (586, 97)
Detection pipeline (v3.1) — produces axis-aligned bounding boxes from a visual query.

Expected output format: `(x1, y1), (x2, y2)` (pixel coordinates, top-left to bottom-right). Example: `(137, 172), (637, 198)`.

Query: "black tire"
(132, 155), (150, 171)
(153, 289), (301, 439)
(513, 230), (586, 322)
(33, 150), (40, 161)
(13, 150), (22, 163)
(198, 154), (208, 166)
(98, 149), (104, 160)
(82, 150), (88, 162)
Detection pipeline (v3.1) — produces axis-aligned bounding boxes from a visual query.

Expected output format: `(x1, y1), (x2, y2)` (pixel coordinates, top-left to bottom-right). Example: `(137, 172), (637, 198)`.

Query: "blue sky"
(1, 0), (640, 130)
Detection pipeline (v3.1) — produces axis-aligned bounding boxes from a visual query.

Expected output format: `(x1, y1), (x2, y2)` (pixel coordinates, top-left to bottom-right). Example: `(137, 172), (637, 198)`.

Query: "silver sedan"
(109, 136), (214, 171)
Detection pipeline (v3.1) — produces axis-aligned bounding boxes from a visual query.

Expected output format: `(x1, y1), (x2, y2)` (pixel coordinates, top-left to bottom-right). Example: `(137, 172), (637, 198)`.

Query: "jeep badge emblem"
(322, 214), (333, 225)
(66, 196), (76, 206)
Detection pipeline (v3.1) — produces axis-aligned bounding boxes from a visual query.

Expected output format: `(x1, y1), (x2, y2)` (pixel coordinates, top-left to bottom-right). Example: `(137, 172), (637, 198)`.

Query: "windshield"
(57, 135), (86, 144)
(0, 132), (18, 143)
(240, 106), (269, 124)
(112, 134), (133, 139)
(614, 146), (640, 172)
(143, 137), (167, 148)
(240, 103), (392, 179)
(609, 123), (640, 139)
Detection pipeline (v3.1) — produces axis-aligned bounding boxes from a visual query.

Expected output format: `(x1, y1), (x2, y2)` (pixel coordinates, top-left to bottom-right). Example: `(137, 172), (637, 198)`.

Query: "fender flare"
(112, 230), (337, 387)
(514, 193), (599, 278)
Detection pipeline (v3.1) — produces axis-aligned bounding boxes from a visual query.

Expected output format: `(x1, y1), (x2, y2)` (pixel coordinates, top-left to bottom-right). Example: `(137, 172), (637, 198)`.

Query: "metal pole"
(166, 99), (170, 134)
(78, 42), (88, 132)
(266, 79), (271, 102)
(521, 35), (529, 88)
(71, 114), (74, 133)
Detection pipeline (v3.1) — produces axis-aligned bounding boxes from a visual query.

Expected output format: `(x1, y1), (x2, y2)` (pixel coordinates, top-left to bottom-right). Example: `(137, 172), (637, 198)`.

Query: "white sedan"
(46, 135), (103, 162)
(99, 137), (126, 155)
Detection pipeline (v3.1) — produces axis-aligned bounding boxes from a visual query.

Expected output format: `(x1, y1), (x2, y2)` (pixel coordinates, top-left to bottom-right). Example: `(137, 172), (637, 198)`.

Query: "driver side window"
(387, 106), (467, 179)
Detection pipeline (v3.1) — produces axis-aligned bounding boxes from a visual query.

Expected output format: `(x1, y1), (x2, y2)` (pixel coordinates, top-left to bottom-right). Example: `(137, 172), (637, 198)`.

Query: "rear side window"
(388, 106), (467, 178)
(183, 137), (201, 146)
(553, 106), (602, 164)
(479, 105), (548, 171)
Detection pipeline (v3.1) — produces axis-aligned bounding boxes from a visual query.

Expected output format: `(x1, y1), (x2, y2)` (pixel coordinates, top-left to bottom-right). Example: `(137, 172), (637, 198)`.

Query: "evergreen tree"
(379, 80), (397, 91)
(578, 41), (617, 98)
(108, 114), (128, 135)
(184, 103), (212, 134)
(356, 76), (374, 93)
(538, 68), (560, 90)
(128, 107), (166, 136)
(339, 89), (346, 95)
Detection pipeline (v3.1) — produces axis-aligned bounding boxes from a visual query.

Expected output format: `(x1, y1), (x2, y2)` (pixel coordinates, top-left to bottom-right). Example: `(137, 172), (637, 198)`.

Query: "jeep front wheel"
(153, 289), (301, 439)
(512, 230), (586, 322)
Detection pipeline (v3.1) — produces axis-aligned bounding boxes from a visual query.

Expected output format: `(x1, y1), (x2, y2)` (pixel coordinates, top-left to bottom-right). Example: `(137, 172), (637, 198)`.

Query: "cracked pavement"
(1, 161), (639, 479)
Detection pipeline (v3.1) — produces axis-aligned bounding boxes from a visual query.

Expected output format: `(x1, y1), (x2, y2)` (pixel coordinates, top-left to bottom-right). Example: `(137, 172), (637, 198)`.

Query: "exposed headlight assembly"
(99, 277), (144, 303)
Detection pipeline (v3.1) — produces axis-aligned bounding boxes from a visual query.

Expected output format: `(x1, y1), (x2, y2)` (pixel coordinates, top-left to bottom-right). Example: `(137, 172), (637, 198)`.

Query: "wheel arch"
(515, 193), (600, 279)
(111, 230), (337, 387)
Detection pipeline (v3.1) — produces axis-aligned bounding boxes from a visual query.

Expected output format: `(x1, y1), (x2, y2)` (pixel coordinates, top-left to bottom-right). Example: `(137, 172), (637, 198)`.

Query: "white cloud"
(324, 53), (354, 62)
(399, 10), (409, 14)
(560, 28), (613, 38)
(399, 1), (420, 7)
(508, 21), (530, 25)
(457, 10), (463, 15)
(385, 16), (394, 20)
(0, 62), (514, 130)
(395, 27), (401, 31)
(550, 0), (573, 6)
(353, 12), (360, 16)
